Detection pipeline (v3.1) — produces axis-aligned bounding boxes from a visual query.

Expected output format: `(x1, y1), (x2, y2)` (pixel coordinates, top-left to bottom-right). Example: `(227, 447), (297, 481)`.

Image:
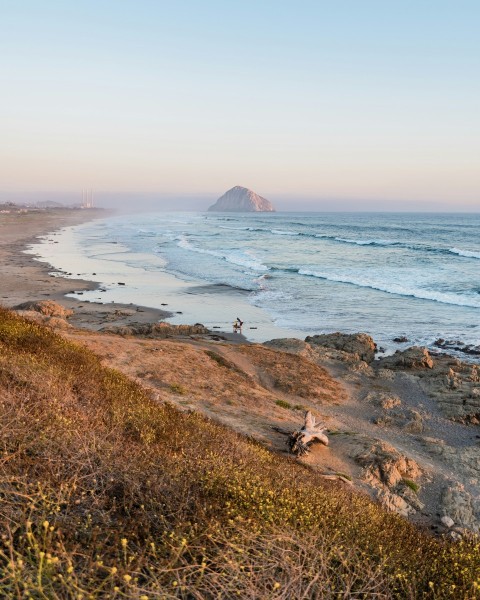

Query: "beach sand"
(0, 208), (173, 331)
(20, 210), (305, 342)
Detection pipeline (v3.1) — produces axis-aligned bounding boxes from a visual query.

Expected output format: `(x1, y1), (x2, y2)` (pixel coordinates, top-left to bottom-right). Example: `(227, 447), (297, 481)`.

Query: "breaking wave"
(449, 248), (480, 259)
(296, 269), (480, 308)
(176, 236), (269, 272)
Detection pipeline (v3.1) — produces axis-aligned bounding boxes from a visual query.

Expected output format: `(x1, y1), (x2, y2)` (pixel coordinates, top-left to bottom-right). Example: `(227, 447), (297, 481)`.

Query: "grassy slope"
(0, 308), (478, 599)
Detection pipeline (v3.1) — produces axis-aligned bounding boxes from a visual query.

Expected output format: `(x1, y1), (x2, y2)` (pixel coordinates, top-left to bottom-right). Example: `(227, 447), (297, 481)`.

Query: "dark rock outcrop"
(377, 347), (434, 370)
(305, 332), (377, 363)
(434, 338), (480, 357)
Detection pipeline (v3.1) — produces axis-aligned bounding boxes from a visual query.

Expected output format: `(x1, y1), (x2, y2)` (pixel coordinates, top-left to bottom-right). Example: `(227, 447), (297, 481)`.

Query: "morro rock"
(208, 186), (275, 212)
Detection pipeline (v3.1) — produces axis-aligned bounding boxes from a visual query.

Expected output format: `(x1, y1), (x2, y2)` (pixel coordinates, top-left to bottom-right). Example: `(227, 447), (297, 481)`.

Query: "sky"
(1, 1), (479, 211)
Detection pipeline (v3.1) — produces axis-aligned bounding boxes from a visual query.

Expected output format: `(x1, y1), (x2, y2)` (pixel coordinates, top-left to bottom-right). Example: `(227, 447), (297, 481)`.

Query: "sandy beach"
(14, 209), (307, 343)
(0, 208), (187, 332)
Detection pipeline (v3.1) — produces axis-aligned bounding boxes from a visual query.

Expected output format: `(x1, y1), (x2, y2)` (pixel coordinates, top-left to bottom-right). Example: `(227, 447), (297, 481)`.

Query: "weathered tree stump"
(281, 411), (329, 456)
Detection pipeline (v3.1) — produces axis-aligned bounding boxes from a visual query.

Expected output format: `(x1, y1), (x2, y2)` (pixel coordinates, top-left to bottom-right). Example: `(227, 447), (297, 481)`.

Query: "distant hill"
(35, 200), (65, 209)
(208, 186), (275, 212)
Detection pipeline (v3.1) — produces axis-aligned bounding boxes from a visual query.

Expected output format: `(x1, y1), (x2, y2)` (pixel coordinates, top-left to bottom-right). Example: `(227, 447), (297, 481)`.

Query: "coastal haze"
(1, 2), (479, 211)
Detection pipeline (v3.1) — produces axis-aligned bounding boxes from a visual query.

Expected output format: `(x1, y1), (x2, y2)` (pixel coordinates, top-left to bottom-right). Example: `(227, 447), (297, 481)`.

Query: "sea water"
(32, 211), (480, 357)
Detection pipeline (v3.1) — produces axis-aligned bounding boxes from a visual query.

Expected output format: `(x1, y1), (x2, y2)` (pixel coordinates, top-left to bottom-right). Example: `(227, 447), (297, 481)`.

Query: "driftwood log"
(273, 411), (329, 457)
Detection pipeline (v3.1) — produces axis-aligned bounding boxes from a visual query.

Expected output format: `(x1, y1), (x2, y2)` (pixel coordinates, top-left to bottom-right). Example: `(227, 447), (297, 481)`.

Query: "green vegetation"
(403, 479), (420, 494)
(168, 382), (187, 395)
(0, 307), (479, 598)
(336, 472), (353, 482)
(275, 398), (293, 410)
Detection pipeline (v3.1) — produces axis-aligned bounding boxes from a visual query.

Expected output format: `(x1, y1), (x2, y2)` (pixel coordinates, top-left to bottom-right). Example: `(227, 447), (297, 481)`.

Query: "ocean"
(31, 211), (480, 359)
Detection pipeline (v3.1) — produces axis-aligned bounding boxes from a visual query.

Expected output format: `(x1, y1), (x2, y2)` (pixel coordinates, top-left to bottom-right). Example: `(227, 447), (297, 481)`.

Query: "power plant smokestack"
(81, 189), (94, 209)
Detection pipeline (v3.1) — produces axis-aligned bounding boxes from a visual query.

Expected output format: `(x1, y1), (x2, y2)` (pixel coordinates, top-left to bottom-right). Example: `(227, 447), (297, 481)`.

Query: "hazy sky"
(1, 1), (479, 210)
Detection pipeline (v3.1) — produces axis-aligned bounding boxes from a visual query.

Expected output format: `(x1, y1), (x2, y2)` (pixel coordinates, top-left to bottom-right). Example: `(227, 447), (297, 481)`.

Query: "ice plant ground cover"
(0, 307), (479, 598)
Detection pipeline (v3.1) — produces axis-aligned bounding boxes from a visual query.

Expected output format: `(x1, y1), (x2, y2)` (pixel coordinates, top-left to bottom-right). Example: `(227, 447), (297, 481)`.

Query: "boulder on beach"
(377, 347), (434, 370)
(305, 332), (377, 363)
(208, 186), (275, 212)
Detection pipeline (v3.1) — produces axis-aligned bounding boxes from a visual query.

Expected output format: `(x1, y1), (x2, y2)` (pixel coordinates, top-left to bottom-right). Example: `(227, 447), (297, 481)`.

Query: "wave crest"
(449, 248), (480, 259)
(297, 269), (480, 308)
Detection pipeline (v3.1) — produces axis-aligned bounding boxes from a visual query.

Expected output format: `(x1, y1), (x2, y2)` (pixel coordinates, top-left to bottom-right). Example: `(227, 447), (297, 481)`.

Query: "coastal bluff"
(208, 186), (275, 212)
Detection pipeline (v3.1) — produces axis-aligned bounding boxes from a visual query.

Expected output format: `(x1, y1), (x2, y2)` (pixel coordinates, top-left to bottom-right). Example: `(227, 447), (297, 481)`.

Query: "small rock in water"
(393, 336), (409, 343)
(118, 282), (126, 286)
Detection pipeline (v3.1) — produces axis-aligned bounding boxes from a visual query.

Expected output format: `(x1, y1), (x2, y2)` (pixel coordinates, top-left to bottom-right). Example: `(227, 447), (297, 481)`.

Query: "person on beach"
(233, 318), (243, 333)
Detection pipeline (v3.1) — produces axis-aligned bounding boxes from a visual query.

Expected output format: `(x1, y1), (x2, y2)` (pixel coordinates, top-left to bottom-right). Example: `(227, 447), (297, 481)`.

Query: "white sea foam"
(220, 225), (301, 237)
(218, 225), (252, 231)
(335, 237), (398, 246)
(297, 269), (480, 308)
(270, 229), (299, 236)
(225, 251), (269, 272)
(449, 248), (480, 259)
(176, 236), (269, 272)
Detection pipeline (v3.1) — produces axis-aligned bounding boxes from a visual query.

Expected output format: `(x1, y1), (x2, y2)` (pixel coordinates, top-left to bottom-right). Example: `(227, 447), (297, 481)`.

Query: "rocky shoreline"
(1, 209), (479, 539)
(265, 334), (480, 537)
(14, 296), (480, 539)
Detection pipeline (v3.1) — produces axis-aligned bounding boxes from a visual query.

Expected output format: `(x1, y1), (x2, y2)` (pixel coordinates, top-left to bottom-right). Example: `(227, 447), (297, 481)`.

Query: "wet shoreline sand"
(0, 208), (175, 332)
(21, 210), (304, 342)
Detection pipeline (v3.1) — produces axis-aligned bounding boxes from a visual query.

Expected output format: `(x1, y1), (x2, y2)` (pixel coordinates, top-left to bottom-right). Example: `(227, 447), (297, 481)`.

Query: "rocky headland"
(207, 185), (275, 212)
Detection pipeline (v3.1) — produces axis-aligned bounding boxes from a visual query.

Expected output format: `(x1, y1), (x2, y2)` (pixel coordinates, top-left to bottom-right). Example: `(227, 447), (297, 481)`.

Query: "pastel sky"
(1, 1), (479, 210)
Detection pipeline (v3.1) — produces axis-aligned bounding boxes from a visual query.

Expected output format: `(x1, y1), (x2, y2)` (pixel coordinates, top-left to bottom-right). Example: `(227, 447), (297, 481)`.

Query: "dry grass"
(239, 344), (345, 402)
(0, 307), (479, 598)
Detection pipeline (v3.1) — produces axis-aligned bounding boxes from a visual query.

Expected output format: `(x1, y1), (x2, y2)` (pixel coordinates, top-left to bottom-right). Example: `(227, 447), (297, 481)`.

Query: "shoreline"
(24, 211), (305, 343)
(0, 208), (176, 333)
(3, 207), (480, 360)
